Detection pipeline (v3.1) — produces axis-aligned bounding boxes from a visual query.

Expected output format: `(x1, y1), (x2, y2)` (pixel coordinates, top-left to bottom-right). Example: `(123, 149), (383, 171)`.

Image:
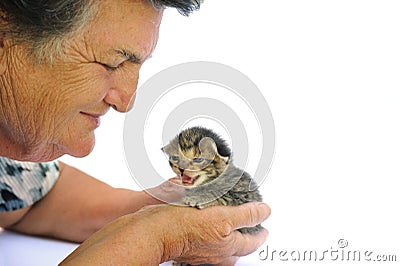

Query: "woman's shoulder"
(0, 157), (59, 212)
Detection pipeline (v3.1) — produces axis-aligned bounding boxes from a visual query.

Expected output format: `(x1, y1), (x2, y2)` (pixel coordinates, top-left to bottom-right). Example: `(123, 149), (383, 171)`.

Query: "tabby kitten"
(162, 126), (263, 235)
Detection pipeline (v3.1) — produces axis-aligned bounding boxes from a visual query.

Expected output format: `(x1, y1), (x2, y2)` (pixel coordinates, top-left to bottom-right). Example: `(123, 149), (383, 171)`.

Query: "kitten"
(163, 127), (263, 266)
(162, 126), (263, 235)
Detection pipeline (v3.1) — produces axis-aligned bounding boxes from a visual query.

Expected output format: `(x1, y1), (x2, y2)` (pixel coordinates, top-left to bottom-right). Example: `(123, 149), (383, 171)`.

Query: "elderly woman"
(0, 0), (270, 265)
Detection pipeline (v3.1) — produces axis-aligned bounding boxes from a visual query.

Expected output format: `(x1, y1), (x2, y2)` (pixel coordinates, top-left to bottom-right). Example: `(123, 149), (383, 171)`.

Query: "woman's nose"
(104, 71), (139, 113)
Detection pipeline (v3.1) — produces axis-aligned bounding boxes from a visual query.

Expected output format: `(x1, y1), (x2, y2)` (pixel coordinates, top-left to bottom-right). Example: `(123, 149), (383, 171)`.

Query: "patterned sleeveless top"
(0, 156), (59, 212)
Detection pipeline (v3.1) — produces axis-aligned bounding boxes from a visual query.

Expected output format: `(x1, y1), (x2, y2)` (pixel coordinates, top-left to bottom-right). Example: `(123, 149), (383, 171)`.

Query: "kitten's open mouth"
(181, 174), (200, 186)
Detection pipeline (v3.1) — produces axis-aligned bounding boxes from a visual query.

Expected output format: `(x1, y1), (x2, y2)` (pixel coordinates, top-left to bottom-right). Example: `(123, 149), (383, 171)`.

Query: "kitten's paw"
(184, 200), (197, 208)
(189, 202), (207, 209)
(184, 197), (220, 209)
(183, 196), (202, 208)
(194, 202), (215, 209)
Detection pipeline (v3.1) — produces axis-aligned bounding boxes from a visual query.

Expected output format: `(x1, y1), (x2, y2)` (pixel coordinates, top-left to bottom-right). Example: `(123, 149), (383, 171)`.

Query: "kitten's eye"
(170, 156), (179, 161)
(193, 157), (204, 163)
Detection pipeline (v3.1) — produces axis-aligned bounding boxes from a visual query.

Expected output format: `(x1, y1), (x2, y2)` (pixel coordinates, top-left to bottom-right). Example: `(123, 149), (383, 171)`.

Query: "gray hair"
(0, 0), (201, 62)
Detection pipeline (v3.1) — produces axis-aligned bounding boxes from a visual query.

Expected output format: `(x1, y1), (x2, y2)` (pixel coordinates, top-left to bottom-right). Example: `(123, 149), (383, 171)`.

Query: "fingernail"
(257, 202), (268, 209)
(257, 202), (271, 217)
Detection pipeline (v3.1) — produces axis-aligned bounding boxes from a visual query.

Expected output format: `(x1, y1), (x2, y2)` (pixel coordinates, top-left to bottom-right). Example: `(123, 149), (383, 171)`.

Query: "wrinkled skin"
(0, 0), (161, 161)
(60, 203), (271, 265)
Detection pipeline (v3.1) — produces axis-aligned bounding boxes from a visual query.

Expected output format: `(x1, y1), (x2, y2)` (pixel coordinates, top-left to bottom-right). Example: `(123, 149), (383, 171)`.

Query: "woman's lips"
(80, 112), (102, 127)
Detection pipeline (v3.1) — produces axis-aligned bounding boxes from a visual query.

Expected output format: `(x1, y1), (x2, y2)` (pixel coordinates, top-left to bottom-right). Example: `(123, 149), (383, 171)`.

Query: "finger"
(168, 177), (182, 184)
(231, 227), (269, 257)
(145, 178), (185, 203)
(137, 204), (162, 212)
(228, 202), (271, 231)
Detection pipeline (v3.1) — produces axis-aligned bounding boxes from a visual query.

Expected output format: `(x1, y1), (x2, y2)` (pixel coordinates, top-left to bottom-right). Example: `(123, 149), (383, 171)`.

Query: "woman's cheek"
(56, 61), (111, 94)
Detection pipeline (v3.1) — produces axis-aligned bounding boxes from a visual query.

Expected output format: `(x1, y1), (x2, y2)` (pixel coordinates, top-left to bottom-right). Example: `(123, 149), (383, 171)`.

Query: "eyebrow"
(114, 49), (142, 64)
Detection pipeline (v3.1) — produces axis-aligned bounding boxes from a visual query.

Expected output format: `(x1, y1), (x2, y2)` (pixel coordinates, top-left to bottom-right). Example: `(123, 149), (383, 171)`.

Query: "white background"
(60, 0), (400, 265)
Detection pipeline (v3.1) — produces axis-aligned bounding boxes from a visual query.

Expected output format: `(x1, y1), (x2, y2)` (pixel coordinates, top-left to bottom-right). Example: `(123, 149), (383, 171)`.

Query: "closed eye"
(100, 62), (120, 72)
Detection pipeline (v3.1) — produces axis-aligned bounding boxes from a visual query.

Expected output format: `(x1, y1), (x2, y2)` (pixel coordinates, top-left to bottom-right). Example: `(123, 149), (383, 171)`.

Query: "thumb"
(228, 202), (271, 231)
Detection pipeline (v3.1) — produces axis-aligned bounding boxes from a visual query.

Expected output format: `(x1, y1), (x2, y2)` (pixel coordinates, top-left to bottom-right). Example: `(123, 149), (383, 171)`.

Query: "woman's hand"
(163, 202), (270, 265)
(60, 202), (270, 265)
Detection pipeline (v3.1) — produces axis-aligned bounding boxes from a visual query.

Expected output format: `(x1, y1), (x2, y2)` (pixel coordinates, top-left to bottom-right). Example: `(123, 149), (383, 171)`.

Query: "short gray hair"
(0, 0), (201, 62)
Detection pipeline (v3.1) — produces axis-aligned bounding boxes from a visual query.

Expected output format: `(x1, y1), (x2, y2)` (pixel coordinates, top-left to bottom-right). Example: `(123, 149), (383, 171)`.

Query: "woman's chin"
(62, 135), (96, 159)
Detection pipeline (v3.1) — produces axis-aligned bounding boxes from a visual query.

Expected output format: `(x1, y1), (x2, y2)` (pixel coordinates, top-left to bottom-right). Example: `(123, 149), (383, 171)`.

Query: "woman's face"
(0, 0), (163, 161)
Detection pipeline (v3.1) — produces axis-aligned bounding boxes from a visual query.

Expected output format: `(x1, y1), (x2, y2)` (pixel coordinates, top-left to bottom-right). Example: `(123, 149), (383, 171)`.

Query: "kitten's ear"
(199, 137), (230, 163)
(161, 144), (169, 155)
(199, 137), (217, 159)
(161, 145), (170, 155)
(161, 142), (175, 155)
